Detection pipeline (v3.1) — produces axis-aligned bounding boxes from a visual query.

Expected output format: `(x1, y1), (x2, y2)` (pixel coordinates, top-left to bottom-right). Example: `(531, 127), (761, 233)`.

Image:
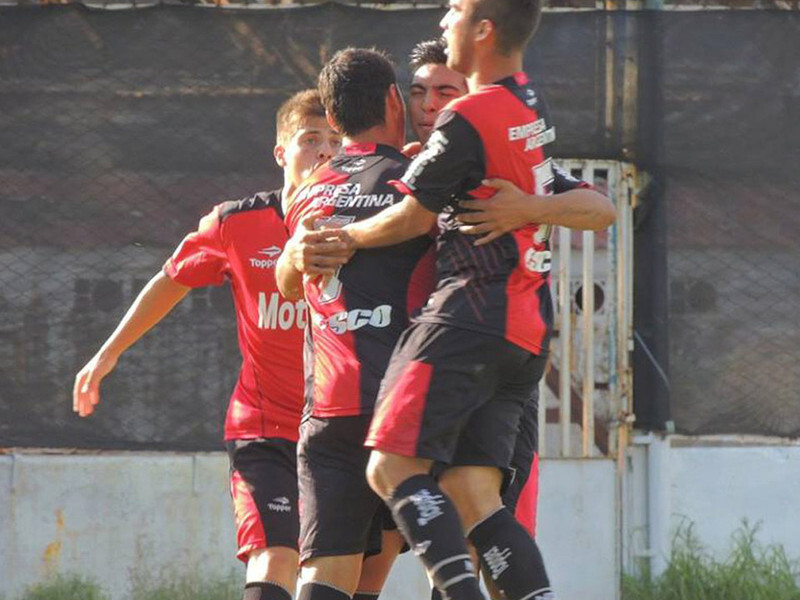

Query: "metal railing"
(539, 160), (640, 459)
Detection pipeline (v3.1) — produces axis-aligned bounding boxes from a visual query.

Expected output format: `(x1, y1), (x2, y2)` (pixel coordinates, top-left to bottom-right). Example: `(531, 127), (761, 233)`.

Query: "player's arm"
(345, 111), (483, 250)
(457, 174), (616, 245)
(276, 211), (353, 301)
(73, 272), (189, 417)
(342, 195), (437, 250)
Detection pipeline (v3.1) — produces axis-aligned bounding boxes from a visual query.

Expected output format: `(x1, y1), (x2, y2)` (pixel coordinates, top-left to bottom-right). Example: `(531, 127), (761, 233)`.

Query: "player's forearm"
(531, 188), (616, 231)
(96, 271), (189, 361)
(275, 252), (305, 302)
(345, 195), (437, 249)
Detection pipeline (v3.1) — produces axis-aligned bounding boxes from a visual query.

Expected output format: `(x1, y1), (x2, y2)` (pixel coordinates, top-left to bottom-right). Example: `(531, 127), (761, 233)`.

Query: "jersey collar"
(343, 142), (405, 161)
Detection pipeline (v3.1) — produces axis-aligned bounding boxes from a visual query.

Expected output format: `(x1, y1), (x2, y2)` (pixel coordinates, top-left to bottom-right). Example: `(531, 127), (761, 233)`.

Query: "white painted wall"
(0, 452), (618, 600)
(623, 435), (800, 578)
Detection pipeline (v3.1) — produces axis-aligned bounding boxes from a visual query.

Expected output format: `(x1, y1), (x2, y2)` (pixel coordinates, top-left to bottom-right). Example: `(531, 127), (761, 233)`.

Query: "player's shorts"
(226, 437), (299, 563)
(504, 385), (540, 535)
(298, 415), (391, 562)
(366, 322), (547, 470)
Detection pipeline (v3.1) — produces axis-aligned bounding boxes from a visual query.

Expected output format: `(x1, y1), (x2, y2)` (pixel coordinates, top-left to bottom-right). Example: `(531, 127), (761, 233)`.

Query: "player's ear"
(273, 144), (286, 169)
(388, 84), (404, 114)
(475, 18), (493, 43)
(325, 110), (339, 134)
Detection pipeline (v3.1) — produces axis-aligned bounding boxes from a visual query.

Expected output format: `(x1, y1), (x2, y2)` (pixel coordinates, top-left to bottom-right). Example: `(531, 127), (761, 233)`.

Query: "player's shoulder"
(446, 85), (504, 116)
(330, 144), (408, 175)
(217, 190), (283, 225)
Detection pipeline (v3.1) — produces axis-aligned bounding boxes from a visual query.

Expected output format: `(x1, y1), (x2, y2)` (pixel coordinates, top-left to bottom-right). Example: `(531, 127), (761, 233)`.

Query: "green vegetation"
(624, 521), (800, 600)
(12, 524), (800, 600)
(14, 572), (240, 600)
(17, 574), (108, 600)
(128, 572), (240, 600)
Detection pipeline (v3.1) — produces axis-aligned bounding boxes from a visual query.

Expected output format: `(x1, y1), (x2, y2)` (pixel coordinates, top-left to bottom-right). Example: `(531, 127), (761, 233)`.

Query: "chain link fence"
(0, 5), (798, 448)
(659, 13), (800, 437)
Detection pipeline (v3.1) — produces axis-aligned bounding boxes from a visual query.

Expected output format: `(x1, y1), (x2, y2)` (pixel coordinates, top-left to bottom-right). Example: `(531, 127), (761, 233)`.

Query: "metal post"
(558, 225), (572, 457)
(538, 376), (547, 459)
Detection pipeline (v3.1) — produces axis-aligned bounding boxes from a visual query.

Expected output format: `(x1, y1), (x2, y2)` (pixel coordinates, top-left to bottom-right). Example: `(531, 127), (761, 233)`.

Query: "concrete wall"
(624, 435), (800, 577)
(0, 452), (618, 600)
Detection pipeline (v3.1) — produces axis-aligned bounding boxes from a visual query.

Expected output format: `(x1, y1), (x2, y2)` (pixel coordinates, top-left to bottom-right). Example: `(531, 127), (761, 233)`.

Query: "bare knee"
(246, 547), (299, 592)
(300, 554), (364, 596)
(366, 450), (430, 501)
(439, 466), (503, 532)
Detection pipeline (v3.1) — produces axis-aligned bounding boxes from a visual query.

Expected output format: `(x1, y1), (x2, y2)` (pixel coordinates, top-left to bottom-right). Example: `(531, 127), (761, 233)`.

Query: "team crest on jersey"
(525, 88), (539, 108)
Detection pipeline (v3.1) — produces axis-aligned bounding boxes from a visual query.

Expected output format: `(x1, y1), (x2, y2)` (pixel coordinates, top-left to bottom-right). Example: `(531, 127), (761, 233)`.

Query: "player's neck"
(281, 181), (295, 215)
(467, 52), (524, 91)
(345, 125), (402, 152)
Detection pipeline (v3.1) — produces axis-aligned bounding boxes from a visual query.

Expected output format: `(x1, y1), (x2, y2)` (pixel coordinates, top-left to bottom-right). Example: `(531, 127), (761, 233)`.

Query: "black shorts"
(503, 386), (539, 514)
(298, 415), (390, 562)
(366, 322), (546, 470)
(226, 437), (300, 562)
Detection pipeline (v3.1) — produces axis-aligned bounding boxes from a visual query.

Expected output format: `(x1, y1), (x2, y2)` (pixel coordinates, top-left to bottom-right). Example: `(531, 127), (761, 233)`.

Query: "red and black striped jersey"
(164, 190), (306, 441)
(396, 72), (590, 355)
(286, 144), (435, 418)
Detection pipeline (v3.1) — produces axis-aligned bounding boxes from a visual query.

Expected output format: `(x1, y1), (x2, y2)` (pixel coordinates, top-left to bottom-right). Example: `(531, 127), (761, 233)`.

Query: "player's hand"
(402, 141), (423, 158)
(285, 211), (354, 276)
(73, 352), (118, 417)
(457, 178), (544, 246)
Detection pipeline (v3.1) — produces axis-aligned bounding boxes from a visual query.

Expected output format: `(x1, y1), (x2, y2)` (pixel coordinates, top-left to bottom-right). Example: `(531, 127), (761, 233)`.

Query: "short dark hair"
(276, 89), (325, 145)
(471, 0), (543, 55)
(318, 48), (397, 138)
(409, 39), (447, 76)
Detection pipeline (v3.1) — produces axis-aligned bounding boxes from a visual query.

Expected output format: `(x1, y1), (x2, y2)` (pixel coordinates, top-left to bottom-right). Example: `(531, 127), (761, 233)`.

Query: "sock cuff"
(391, 473), (438, 504)
(298, 581), (352, 600)
(352, 592), (380, 600)
(244, 581), (293, 600)
(465, 505), (506, 539)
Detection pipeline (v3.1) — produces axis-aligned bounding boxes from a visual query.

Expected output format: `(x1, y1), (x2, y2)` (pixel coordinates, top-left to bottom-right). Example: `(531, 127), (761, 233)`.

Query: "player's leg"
(503, 389), (540, 539)
(441, 350), (554, 600)
(355, 511), (407, 600)
(244, 548), (300, 600)
(227, 439), (300, 600)
(366, 323), (506, 600)
(297, 416), (386, 600)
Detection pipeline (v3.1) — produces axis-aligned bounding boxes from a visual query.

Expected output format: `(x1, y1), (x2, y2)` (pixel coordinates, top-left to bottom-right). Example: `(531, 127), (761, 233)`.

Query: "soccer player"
(72, 90), (344, 600)
(319, 3), (617, 599)
(408, 37), (541, 544)
(275, 48), (435, 600)
(407, 39), (468, 147)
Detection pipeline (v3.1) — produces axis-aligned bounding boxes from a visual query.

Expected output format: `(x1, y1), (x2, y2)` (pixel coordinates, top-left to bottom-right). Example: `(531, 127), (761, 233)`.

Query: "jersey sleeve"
(399, 109), (486, 214)
(163, 206), (229, 288)
(553, 162), (593, 194)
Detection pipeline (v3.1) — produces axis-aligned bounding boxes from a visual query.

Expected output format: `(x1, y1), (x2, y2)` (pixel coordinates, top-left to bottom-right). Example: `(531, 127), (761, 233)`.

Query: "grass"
(12, 523), (800, 600)
(16, 574), (108, 600)
(128, 572), (240, 600)
(623, 520), (800, 600)
(13, 572), (240, 600)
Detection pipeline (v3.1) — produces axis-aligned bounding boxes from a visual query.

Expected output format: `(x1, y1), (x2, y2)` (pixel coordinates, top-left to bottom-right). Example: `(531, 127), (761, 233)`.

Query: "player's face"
(440, 0), (480, 75)
(409, 63), (467, 144)
(275, 116), (342, 190)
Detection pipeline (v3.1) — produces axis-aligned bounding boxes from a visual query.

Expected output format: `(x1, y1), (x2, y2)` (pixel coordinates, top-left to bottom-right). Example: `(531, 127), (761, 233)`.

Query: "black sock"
(243, 582), (293, 600)
(297, 582), (352, 600)
(468, 508), (553, 600)
(430, 585), (443, 600)
(388, 474), (483, 600)
(353, 592), (380, 600)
